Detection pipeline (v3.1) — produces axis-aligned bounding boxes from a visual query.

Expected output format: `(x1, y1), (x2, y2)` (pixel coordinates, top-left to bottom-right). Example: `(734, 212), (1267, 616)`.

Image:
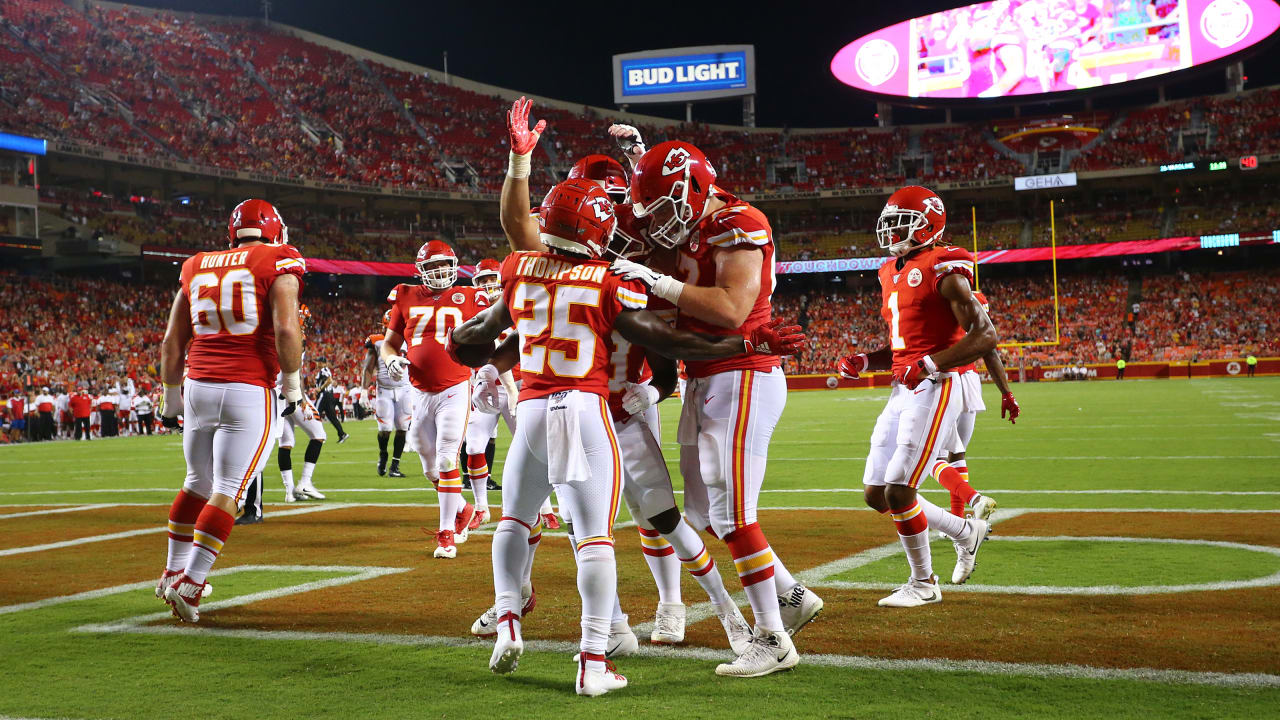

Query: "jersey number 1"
(888, 291), (906, 350)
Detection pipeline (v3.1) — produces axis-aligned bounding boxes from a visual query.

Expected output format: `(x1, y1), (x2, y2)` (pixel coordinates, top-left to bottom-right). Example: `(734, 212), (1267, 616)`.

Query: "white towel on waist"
(546, 390), (591, 485)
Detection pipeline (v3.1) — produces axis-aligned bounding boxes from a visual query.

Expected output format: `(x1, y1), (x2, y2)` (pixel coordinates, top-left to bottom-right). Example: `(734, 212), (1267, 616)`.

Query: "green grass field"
(2, 378), (1278, 719)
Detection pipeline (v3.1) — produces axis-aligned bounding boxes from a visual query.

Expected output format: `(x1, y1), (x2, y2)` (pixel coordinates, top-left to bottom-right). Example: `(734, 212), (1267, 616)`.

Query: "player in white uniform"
(363, 310), (412, 477)
(276, 348), (328, 501)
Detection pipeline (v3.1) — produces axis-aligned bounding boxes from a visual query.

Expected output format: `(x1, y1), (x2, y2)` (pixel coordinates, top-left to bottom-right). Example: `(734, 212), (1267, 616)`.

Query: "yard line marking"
(0, 563), (406, 617)
(0, 504), (352, 557)
(808, 535), (1280, 596)
(0, 503), (125, 519)
(71, 623), (1280, 689)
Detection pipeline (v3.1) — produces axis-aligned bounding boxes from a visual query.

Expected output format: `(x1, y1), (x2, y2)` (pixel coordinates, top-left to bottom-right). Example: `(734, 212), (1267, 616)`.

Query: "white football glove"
(385, 355), (410, 382)
(160, 383), (183, 430)
(620, 381), (660, 416)
(609, 258), (685, 303)
(608, 123), (646, 166)
(471, 364), (502, 414)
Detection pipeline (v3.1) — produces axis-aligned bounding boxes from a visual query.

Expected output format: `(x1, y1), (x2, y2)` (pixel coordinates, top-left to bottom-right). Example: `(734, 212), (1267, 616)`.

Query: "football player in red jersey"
(497, 113), (754, 655)
(603, 140), (819, 677)
(362, 310), (411, 478)
(155, 198), (305, 623)
(453, 178), (803, 695)
(834, 185), (999, 607)
(379, 240), (488, 559)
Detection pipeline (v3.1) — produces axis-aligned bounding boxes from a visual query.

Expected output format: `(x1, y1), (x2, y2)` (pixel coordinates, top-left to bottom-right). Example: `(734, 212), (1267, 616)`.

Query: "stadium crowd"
(3, 262), (1274, 441)
(4, 0), (1280, 197)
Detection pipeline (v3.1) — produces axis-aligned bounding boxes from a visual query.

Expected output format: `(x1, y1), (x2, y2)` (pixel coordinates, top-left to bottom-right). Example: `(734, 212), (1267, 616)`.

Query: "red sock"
(186, 504), (235, 584)
(933, 460), (976, 514)
(165, 490), (208, 572)
(724, 523), (782, 630)
(890, 502), (930, 536)
(466, 453), (489, 483)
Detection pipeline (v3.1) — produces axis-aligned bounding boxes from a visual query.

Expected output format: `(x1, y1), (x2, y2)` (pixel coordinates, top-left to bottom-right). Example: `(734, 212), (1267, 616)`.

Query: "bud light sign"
(614, 46), (756, 104)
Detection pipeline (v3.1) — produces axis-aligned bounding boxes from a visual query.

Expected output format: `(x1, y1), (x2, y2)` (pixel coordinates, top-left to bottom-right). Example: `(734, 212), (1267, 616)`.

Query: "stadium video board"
(613, 45), (756, 104)
(831, 0), (1280, 100)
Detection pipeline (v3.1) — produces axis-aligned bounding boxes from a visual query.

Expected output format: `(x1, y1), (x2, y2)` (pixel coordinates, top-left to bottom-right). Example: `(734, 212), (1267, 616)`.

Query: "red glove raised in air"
(744, 319), (805, 357)
(507, 96), (545, 156)
(1001, 392), (1020, 424)
(837, 353), (869, 379)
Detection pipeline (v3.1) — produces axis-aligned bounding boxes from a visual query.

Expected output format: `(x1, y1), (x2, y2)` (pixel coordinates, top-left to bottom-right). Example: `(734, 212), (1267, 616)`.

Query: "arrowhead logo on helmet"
(416, 240), (458, 290)
(631, 141), (717, 249)
(538, 178), (617, 259)
(877, 185), (947, 257)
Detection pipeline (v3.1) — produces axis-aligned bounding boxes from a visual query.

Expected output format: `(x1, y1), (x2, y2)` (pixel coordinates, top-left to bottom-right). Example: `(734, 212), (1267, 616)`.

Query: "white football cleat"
(156, 570), (212, 600)
(716, 604), (754, 655)
(778, 583), (824, 636)
(878, 575), (942, 608)
(607, 618), (639, 658)
(951, 518), (991, 584)
(282, 481), (297, 503)
(488, 612), (523, 674)
(649, 602), (686, 645)
(471, 587), (535, 637)
(163, 574), (207, 623)
(970, 495), (998, 523)
(576, 654), (628, 697)
(295, 482), (325, 500)
(714, 627), (799, 678)
(433, 529), (457, 559)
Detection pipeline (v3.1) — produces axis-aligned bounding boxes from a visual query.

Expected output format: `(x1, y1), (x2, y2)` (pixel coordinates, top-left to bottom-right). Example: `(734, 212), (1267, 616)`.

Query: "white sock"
(522, 523), (541, 590)
(638, 527), (682, 605)
(300, 462), (316, 486)
(898, 528), (933, 582)
(576, 543), (617, 661)
(280, 469), (294, 492)
(918, 495), (972, 541)
(772, 555), (799, 594)
(663, 521), (732, 605)
(492, 519), (530, 615)
(437, 490), (460, 532)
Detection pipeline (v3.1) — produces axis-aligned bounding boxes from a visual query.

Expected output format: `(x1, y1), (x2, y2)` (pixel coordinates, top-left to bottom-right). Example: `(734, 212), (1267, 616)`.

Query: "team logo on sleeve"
(662, 147), (691, 176)
(907, 268), (923, 287)
(452, 292), (465, 304)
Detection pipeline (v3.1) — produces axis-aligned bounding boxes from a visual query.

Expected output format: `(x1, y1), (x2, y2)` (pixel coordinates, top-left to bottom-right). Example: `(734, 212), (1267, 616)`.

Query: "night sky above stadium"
(131, 0), (1280, 127)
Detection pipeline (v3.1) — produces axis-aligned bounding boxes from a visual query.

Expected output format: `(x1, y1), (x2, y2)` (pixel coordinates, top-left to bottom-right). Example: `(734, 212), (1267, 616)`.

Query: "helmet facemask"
(634, 172), (696, 248)
(876, 206), (941, 257)
(474, 271), (502, 301)
(417, 258), (458, 290)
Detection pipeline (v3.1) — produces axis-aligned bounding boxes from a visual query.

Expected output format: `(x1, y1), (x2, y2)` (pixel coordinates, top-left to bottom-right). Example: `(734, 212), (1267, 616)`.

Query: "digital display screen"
(831, 0), (1280, 99)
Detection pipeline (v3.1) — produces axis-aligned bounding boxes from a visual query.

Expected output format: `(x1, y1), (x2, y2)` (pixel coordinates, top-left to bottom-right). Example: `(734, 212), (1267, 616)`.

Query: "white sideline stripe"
(1, 504), (1277, 515)
(0, 504), (352, 557)
(0, 563), (404, 616)
(0, 503), (124, 519)
(6, 486), (1280, 498)
(807, 534), (1280, 596)
(71, 623), (1280, 689)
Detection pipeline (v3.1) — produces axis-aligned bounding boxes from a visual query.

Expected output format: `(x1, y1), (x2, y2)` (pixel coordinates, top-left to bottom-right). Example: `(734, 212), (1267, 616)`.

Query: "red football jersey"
(877, 245), (976, 374)
(670, 190), (779, 379)
(500, 251), (647, 402)
(181, 243), (306, 388)
(387, 283), (488, 393)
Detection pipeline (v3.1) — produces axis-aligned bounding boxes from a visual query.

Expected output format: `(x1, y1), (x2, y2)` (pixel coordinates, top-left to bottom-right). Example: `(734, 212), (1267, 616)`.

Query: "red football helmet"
(381, 309), (392, 327)
(538, 178), (616, 260)
(415, 240), (458, 290)
(228, 198), (287, 247)
(568, 154), (629, 202)
(630, 140), (717, 248)
(298, 303), (311, 324)
(877, 185), (946, 257)
(473, 257), (502, 300)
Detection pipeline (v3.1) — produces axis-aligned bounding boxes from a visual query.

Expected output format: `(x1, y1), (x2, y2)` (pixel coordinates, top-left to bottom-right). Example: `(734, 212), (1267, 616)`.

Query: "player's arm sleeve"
(703, 211), (772, 249)
(273, 245), (307, 287)
(932, 247), (976, 290)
